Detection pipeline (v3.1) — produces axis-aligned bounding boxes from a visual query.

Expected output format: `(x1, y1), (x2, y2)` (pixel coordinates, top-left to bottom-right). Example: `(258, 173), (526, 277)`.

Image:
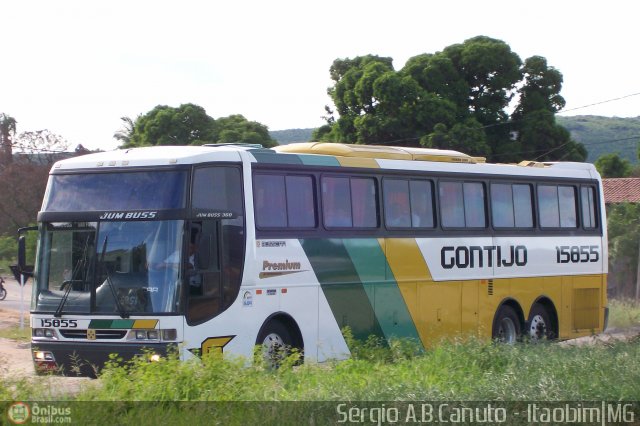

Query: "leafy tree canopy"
(319, 36), (586, 163)
(595, 153), (632, 178)
(120, 104), (276, 148)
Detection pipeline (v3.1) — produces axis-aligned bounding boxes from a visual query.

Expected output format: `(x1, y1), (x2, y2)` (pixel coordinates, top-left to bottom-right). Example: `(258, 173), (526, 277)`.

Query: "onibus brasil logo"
(7, 402), (30, 424)
(7, 401), (72, 424)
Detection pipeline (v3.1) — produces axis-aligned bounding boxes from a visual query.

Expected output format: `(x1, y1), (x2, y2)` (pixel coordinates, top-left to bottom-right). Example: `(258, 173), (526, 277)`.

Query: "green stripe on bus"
(249, 150), (303, 165)
(300, 238), (385, 343)
(88, 319), (112, 329)
(88, 319), (135, 329)
(298, 154), (341, 167)
(343, 239), (423, 347)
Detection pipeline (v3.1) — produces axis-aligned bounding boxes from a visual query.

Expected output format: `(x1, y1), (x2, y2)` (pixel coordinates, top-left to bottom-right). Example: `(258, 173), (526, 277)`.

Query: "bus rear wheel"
(527, 304), (554, 341)
(257, 320), (297, 368)
(492, 305), (521, 344)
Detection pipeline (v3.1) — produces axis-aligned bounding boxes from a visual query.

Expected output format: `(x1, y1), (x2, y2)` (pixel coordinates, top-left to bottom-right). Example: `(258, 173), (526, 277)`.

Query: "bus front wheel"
(257, 320), (296, 368)
(492, 305), (521, 344)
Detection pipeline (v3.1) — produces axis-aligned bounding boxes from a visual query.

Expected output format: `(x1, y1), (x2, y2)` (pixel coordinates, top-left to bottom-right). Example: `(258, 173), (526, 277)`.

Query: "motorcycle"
(0, 277), (6, 301)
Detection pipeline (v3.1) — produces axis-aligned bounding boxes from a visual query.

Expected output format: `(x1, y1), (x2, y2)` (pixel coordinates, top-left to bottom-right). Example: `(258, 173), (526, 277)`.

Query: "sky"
(1, 0), (638, 151)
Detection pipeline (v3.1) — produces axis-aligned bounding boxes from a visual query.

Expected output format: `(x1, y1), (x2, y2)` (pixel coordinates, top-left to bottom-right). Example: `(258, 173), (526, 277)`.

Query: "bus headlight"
(32, 328), (57, 339)
(129, 329), (176, 341)
(34, 351), (55, 361)
(162, 329), (177, 341)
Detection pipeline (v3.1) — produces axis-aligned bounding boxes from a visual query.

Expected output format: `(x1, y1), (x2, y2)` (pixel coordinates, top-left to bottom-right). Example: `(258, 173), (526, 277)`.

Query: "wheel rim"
(498, 317), (517, 343)
(528, 314), (547, 341)
(262, 332), (285, 365)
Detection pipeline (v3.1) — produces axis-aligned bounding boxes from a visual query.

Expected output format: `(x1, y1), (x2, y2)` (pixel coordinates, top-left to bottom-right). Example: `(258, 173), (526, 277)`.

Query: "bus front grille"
(59, 329), (127, 340)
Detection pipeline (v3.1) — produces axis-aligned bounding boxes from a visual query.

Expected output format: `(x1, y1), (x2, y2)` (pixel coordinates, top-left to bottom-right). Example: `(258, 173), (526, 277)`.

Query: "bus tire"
(527, 303), (554, 341)
(492, 304), (521, 344)
(256, 320), (297, 368)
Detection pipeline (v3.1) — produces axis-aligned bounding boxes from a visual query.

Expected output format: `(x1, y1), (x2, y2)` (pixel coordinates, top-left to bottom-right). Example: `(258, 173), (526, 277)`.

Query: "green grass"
(73, 336), (639, 402)
(608, 299), (640, 329)
(0, 325), (30, 341)
(0, 302), (638, 423)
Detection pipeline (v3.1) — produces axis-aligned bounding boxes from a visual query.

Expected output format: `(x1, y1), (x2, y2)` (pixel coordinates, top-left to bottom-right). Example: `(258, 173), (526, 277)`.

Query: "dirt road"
(0, 277), (91, 396)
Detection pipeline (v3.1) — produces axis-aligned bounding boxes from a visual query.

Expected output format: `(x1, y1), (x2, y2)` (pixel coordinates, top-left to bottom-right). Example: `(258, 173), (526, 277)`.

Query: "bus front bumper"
(31, 341), (176, 377)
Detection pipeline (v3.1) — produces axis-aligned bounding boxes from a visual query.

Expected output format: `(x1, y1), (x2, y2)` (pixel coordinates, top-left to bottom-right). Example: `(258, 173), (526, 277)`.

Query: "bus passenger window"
(491, 183), (515, 228)
(254, 174), (287, 228)
(440, 181), (485, 228)
(351, 178), (377, 227)
(440, 182), (465, 227)
(384, 179), (411, 228)
(513, 184), (533, 228)
(322, 177), (353, 228)
(558, 186), (577, 228)
(491, 183), (533, 229)
(538, 185), (560, 228)
(463, 182), (486, 227)
(286, 176), (316, 228)
(581, 186), (597, 229)
(409, 180), (434, 228)
(491, 184), (514, 227)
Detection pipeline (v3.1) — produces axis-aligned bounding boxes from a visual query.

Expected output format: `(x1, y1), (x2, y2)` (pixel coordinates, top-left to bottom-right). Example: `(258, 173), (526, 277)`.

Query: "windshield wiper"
(55, 235), (91, 318)
(99, 235), (129, 319)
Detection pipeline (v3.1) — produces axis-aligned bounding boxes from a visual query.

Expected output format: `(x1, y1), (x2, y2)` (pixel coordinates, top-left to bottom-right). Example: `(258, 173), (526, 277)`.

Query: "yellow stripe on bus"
(336, 156), (380, 168)
(132, 320), (159, 329)
(381, 238), (433, 345)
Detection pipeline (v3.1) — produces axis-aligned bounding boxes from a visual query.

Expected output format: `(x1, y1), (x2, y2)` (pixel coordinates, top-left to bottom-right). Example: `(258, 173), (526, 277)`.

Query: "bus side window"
(440, 181), (465, 228)
(558, 186), (577, 228)
(581, 186), (597, 229)
(384, 179), (411, 228)
(538, 185), (560, 228)
(188, 166), (244, 325)
(439, 181), (486, 228)
(254, 174), (287, 228)
(322, 177), (353, 228)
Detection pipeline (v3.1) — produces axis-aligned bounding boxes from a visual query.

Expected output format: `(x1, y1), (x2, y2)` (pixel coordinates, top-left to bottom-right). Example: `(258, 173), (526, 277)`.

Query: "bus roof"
(275, 142), (485, 164)
(49, 143), (599, 180)
(50, 145), (247, 170)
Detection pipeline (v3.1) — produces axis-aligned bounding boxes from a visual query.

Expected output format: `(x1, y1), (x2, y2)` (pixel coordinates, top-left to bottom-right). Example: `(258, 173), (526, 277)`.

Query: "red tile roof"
(602, 178), (640, 204)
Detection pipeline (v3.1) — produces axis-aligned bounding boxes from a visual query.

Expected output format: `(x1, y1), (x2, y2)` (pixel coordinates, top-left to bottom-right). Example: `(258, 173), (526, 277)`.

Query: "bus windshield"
(33, 220), (185, 315)
(44, 170), (187, 211)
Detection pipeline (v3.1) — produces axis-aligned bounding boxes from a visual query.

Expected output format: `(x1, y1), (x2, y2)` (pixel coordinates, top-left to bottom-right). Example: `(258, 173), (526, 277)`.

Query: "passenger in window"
(388, 201), (410, 227)
(328, 205), (352, 227)
(411, 201), (430, 227)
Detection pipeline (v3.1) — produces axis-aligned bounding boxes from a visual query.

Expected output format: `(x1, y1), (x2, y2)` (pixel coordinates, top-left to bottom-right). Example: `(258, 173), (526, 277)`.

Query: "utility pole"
(636, 237), (640, 301)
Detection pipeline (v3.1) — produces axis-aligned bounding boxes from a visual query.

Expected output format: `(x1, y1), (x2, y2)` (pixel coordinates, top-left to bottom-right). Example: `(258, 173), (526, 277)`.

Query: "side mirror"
(17, 226), (37, 280)
(18, 235), (27, 269)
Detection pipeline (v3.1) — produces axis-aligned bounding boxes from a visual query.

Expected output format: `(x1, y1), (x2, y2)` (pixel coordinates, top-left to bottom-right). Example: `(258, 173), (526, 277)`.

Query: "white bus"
(25, 142), (608, 376)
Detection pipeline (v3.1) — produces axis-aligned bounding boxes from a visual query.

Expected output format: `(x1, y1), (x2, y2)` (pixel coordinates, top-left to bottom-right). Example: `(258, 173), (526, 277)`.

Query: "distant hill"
(269, 117), (640, 164)
(558, 115), (640, 163)
(269, 128), (315, 145)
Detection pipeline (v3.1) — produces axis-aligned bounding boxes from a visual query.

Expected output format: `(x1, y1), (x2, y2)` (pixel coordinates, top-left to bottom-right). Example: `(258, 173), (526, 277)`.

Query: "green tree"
(123, 104), (216, 147)
(442, 36), (522, 126)
(322, 55), (455, 144)
(214, 115), (277, 147)
(595, 153), (632, 177)
(421, 118), (490, 157)
(121, 104), (276, 148)
(321, 36), (582, 163)
(507, 56), (585, 162)
(0, 113), (17, 166)
(113, 116), (137, 146)
(607, 202), (640, 297)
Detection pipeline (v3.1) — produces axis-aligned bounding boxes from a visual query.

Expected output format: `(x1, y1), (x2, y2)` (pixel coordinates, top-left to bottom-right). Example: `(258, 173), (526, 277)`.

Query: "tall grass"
(75, 336), (640, 402)
(608, 298), (640, 329)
